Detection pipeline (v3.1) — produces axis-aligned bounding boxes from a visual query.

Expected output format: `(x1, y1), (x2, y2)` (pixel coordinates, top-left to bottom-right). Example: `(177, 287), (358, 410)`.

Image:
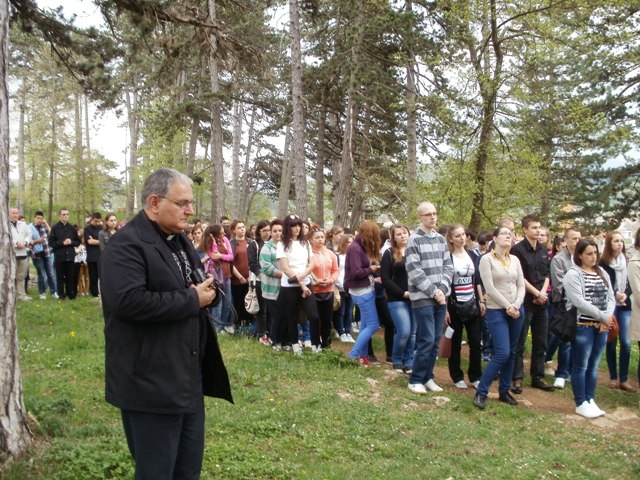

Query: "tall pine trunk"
(289, 0), (307, 218)
(240, 105), (256, 218)
(208, 1), (225, 221)
(278, 124), (292, 217)
(0, 1), (33, 463)
(17, 89), (25, 212)
(125, 89), (139, 220)
(231, 100), (242, 219)
(405, 1), (418, 215)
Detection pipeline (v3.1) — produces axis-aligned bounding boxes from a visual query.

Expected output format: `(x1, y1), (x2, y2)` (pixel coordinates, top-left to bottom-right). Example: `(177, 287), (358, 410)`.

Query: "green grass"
(3, 295), (640, 479)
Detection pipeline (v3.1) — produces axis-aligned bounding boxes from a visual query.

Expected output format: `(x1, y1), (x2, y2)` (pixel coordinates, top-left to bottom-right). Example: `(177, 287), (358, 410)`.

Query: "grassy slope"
(3, 296), (640, 479)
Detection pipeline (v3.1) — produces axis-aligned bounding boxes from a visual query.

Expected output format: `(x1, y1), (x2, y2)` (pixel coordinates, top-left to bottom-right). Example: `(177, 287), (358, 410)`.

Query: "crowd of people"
(10, 198), (640, 419)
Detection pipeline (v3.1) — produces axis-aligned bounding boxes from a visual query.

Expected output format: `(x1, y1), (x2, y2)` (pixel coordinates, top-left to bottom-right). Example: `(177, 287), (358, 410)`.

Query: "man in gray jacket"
(405, 202), (453, 395)
(549, 228), (581, 389)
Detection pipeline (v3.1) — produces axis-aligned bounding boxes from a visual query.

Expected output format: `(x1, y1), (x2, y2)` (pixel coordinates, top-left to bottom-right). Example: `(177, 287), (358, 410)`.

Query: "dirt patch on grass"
(329, 330), (640, 433)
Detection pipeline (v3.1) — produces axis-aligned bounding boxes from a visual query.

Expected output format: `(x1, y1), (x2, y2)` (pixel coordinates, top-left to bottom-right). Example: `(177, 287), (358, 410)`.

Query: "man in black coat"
(48, 208), (80, 299)
(101, 168), (233, 479)
(83, 212), (102, 297)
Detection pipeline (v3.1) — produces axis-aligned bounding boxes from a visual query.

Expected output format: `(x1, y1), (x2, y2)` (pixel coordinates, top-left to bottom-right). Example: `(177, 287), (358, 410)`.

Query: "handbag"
(438, 334), (452, 359)
(333, 285), (341, 311)
(607, 315), (620, 343)
(453, 298), (479, 323)
(549, 302), (577, 342)
(244, 281), (259, 315)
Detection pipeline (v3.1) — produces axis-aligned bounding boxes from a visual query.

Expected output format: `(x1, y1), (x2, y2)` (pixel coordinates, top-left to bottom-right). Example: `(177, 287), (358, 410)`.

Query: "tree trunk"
(231, 100), (242, 219)
(0, 1), (33, 463)
(240, 105), (256, 218)
(48, 105), (56, 225)
(333, 1), (364, 228)
(467, 0), (502, 231)
(208, 1), (225, 221)
(350, 103), (371, 231)
(125, 89), (139, 220)
(17, 89), (25, 212)
(187, 60), (206, 178)
(84, 95), (96, 213)
(289, 0), (307, 218)
(74, 93), (85, 221)
(405, 1), (417, 216)
(278, 124), (292, 217)
(315, 91), (328, 226)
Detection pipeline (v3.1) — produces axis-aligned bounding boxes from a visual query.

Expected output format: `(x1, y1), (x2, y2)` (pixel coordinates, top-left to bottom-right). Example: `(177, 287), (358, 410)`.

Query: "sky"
(8, 1), (128, 179)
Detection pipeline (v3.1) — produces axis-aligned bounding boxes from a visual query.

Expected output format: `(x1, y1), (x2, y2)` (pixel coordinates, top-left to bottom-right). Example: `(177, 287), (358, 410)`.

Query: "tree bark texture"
(231, 100), (242, 219)
(277, 124), (292, 217)
(240, 105), (256, 219)
(208, 1), (225, 221)
(289, 0), (307, 218)
(333, 1), (364, 228)
(0, 0), (33, 464)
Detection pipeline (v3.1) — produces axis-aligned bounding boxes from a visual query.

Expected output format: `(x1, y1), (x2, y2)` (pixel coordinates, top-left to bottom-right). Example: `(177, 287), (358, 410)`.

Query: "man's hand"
(434, 289), (446, 305)
(193, 276), (217, 308)
(63, 238), (72, 245)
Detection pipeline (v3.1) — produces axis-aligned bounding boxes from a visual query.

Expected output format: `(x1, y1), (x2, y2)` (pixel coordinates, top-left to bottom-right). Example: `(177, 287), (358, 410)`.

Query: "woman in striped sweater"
(446, 224), (483, 390)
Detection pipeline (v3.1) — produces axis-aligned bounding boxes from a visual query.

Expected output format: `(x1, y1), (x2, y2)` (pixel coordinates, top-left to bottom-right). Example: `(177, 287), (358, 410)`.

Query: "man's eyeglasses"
(159, 196), (195, 210)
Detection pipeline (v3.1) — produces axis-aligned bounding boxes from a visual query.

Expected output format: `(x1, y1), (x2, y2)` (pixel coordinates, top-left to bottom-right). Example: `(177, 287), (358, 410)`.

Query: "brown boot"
(619, 382), (637, 392)
(608, 380), (619, 389)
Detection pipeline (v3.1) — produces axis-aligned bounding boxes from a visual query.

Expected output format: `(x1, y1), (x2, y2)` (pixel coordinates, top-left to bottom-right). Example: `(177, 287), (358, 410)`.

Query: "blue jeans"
(333, 291), (353, 335)
(409, 304), (446, 385)
(571, 325), (607, 406)
(33, 255), (57, 295)
(549, 302), (572, 379)
(211, 279), (233, 330)
(387, 301), (416, 368)
(605, 307), (632, 383)
(348, 290), (379, 359)
(477, 307), (524, 397)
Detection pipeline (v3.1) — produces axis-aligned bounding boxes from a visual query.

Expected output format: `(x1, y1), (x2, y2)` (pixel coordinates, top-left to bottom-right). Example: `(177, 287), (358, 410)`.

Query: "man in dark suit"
(48, 208), (80, 299)
(83, 212), (102, 297)
(101, 168), (233, 479)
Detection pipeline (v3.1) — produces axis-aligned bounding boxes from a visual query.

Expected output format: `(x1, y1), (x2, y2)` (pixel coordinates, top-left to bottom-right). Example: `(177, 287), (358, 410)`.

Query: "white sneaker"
(39, 294), (46, 300)
(575, 400), (600, 419)
(272, 344), (282, 352)
(352, 323), (360, 333)
(311, 345), (322, 354)
(408, 383), (428, 395)
(339, 334), (349, 342)
(553, 377), (566, 389)
(303, 340), (312, 348)
(52, 292), (59, 299)
(454, 380), (468, 389)
(292, 343), (303, 356)
(224, 325), (235, 334)
(425, 379), (444, 392)
(471, 380), (480, 389)
(589, 399), (606, 417)
(345, 334), (355, 343)
(333, 330), (340, 339)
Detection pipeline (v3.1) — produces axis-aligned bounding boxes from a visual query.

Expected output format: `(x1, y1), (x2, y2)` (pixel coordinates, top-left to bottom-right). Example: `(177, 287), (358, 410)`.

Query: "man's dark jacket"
(49, 221), (80, 262)
(101, 210), (233, 414)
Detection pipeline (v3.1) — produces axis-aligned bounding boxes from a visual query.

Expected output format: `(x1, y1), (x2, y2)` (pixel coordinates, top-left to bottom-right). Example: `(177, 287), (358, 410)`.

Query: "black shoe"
(499, 392), (519, 406)
(511, 379), (523, 394)
(531, 379), (555, 391)
(473, 393), (486, 410)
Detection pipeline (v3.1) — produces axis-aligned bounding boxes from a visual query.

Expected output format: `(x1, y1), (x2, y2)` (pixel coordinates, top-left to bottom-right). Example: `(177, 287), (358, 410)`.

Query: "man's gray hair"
(141, 168), (193, 207)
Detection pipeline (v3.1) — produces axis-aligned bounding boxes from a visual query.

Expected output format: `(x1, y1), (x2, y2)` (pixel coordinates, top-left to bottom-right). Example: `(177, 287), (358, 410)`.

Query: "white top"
(276, 240), (311, 287)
